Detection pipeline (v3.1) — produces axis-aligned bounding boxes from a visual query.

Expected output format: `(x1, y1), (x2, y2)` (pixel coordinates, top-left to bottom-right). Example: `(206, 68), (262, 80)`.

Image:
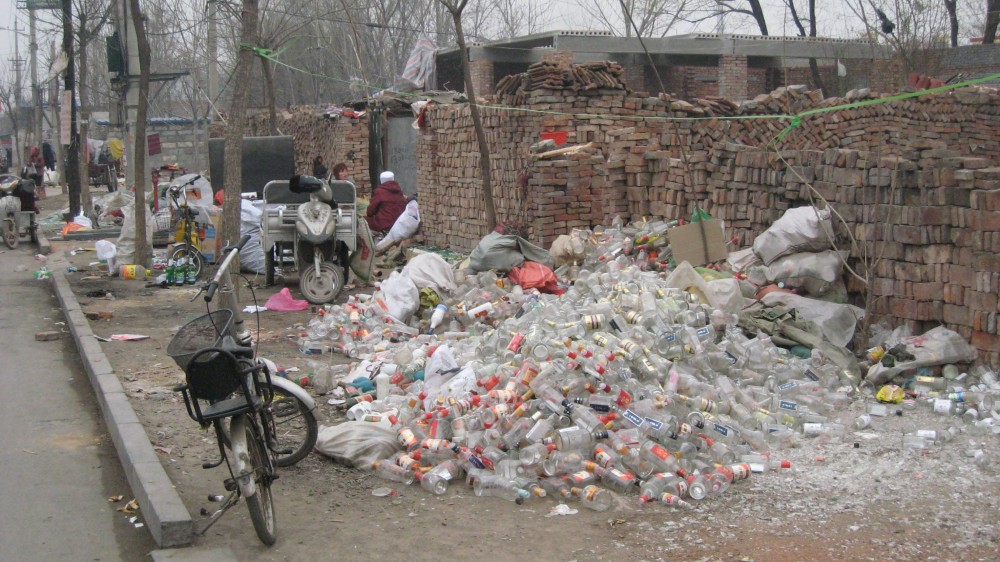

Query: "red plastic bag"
(264, 287), (310, 311)
(508, 261), (560, 294)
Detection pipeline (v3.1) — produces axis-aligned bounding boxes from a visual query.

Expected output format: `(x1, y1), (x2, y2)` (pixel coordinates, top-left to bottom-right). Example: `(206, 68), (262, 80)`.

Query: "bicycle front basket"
(167, 310), (234, 370)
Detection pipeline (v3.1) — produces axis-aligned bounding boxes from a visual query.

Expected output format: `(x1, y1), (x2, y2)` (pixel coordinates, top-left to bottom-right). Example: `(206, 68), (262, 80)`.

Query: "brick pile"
(243, 106), (372, 194)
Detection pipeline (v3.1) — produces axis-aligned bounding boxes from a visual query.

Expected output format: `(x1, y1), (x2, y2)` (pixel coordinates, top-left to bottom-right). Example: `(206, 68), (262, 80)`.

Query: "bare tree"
(491, 0), (552, 39)
(222, 0), (259, 247)
(74, 0), (113, 219)
(574, 0), (694, 37)
(0, 76), (23, 169)
(984, 0), (1000, 43)
(694, 1), (768, 35)
(785, 0), (825, 92)
(438, 0), (496, 231)
(944, 0), (959, 47)
(129, 0), (153, 267)
(842, 0), (950, 78)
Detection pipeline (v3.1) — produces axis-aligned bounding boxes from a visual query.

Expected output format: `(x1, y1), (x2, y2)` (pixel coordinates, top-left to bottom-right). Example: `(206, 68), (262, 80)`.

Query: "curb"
(36, 229), (52, 255)
(49, 255), (193, 548)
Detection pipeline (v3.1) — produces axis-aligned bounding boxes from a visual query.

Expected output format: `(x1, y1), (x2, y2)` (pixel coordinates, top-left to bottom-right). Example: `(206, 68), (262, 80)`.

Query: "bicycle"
(169, 236), (319, 544)
(167, 176), (208, 283)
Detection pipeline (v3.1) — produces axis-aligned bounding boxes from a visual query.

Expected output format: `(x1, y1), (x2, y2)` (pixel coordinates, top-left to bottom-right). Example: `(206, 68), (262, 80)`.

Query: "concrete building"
(436, 31), (892, 101)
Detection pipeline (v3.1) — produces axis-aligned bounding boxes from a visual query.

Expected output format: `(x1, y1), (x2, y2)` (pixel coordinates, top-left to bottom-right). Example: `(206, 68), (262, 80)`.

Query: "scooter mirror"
(289, 174), (324, 194)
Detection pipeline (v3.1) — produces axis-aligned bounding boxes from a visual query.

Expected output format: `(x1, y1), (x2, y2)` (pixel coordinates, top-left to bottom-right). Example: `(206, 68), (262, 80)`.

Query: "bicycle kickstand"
(196, 491), (239, 535)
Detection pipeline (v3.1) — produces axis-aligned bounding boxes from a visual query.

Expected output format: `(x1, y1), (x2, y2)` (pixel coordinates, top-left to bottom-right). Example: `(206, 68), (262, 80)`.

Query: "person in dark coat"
(28, 146), (45, 190)
(312, 155), (328, 180)
(365, 170), (407, 232)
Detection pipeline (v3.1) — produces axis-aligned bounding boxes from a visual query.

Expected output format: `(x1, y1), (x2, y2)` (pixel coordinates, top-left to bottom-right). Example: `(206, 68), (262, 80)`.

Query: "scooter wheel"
(3, 220), (18, 249)
(299, 262), (343, 304)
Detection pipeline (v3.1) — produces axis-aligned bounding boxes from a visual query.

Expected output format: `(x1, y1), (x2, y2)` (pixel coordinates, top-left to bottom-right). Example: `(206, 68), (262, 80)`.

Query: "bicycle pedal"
(223, 478), (237, 492)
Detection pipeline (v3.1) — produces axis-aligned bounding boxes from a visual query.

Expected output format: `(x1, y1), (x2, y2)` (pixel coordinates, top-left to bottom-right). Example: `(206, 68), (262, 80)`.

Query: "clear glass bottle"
(372, 460), (416, 485)
(473, 475), (529, 503)
(571, 485), (613, 512)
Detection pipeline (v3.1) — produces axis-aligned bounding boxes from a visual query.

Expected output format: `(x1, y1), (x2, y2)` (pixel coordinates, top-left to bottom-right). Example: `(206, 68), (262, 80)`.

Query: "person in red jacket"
(366, 170), (406, 232)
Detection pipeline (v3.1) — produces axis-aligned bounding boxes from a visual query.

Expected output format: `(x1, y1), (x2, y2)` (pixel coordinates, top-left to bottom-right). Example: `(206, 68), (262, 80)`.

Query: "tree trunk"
(261, 57), (278, 135)
(222, 0), (259, 248)
(450, 9), (497, 232)
(945, 0), (959, 47)
(63, 0), (82, 218)
(986, 0), (1000, 43)
(129, 0), (152, 267)
(806, 0), (825, 93)
(78, 15), (92, 219)
(748, 0), (768, 35)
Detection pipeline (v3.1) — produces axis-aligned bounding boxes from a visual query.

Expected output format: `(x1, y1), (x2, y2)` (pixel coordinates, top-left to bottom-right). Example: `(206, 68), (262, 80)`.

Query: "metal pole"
(63, 0), (81, 216)
(13, 21), (22, 168)
(30, 8), (41, 152)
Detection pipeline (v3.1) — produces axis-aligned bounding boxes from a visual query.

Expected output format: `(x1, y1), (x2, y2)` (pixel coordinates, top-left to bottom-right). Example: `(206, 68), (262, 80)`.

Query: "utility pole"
(30, 7), (41, 152)
(205, 0), (217, 172)
(11, 21), (23, 168)
(63, 0), (81, 216)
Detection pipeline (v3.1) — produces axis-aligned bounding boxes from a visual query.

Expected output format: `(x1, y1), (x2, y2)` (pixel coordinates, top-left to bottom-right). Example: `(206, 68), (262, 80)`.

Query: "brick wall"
(718, 54), (749, 101)
(469, 59), (495, 99)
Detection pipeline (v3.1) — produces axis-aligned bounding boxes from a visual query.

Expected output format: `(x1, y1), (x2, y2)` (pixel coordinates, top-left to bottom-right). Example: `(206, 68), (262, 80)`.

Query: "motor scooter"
(1, 178), (38, 249)
(289, 175), (346, 303)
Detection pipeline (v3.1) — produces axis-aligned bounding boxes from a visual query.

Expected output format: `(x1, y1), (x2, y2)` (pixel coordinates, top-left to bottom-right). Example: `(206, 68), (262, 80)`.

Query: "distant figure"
(27, 146), (45, 190)
(312, 155), (327, 180)
(332, 162), (349, 181)
(365, 170), (406, 232)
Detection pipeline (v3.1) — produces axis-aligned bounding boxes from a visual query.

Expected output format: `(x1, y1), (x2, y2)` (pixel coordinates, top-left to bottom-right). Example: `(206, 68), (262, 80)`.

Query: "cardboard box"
(668, 218), (728, 266)
(199, 208), (223, 263)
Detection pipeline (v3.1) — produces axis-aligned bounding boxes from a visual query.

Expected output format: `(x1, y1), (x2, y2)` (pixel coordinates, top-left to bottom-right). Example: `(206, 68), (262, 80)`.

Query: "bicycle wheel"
(265, 383), (319, 467)
(168, 244), (206, 281)
(221, 382), (318, 467)
(243, 418), (277, 546)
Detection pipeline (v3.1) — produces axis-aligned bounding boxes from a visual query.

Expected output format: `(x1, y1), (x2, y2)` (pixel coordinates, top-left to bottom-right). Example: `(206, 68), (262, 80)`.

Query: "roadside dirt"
(40, 193), (1000, 561)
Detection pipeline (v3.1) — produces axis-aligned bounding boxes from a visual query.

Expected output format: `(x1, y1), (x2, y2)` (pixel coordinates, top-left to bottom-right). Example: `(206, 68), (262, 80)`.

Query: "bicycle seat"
(181, 347), (260, 423)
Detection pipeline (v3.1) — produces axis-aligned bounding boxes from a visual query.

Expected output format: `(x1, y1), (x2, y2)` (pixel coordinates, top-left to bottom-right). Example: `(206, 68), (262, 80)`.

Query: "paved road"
(0, 246), (156, 560)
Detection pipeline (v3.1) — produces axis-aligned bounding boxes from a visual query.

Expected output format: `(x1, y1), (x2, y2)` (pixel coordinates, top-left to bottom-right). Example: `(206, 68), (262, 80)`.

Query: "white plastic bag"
(422, 344), (460, 410)
(379, 270), (420, 323)
(761, 250), (847, 296)
(94, 239), (117, 274)
(72, 214), (93, 229)
(865, 326), (978, 386)
(400, 253), (458, 296)
(752, 206), (834, 265)
(313, 422), (402, 468)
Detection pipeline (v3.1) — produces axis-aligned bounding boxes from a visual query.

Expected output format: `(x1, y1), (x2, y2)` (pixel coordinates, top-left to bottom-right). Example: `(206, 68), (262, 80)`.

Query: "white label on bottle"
(712, 423), (729, 437)
(748, 462), (766, 473)
(645, 417), (663, 431)
(696, 327), (711, 338)
(778, 400), (798, 411)
(916, 430), (937, 439)
(623, 409), (644, 427)
(803, 423), (822, 435)
(777, 381), (797, 391)
(933, 399), (953, 414)
(804, 369), (819, 381)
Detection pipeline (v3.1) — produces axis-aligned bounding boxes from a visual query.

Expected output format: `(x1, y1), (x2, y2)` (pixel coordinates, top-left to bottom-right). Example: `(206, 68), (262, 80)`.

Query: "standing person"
(28, 147), (45, 190)
(332, 163), (349, 181)
(312, 155), (327, 180)
(365, 170), (407, 233)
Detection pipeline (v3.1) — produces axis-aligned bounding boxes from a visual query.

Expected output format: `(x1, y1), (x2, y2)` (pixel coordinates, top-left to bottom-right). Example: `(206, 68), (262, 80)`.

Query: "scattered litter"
(243, 305), (268, 313)
(546, 504), (578, 516)
(371, 487), (394, 497)
(116, 499), (139, 513)
(107, 495), (124, 503)
(109, 334), (150, 341)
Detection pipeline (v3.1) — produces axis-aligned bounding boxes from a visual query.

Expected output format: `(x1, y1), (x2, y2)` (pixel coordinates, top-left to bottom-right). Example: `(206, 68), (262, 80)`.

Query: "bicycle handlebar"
(204, 234), (253, 302)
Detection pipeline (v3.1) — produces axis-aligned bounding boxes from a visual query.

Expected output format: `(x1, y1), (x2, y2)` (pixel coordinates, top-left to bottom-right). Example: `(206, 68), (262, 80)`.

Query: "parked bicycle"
(167, 176), (208, 283)
(169, 236), (319, 544)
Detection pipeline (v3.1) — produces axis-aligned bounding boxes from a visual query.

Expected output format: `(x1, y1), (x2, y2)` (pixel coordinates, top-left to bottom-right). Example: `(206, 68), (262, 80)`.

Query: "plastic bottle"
(165, 258), (175, 284)
(428, 304), (448, 334)
(419, 459), (462, 495)
(375, 371), (392, 400)
(174, 257), (186, 286)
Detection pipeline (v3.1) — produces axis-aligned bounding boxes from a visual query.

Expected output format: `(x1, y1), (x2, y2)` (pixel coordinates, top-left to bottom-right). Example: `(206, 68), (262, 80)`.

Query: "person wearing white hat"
(366, 170), (407, 232)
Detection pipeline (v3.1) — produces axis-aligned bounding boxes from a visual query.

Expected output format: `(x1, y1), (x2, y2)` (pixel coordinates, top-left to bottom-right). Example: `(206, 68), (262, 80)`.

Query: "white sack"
(314, 422), (402, 468)
(752, 206), (834, 265)
(115, 201), (154, 266)
(665, 261), (745, 313)
(380, 270), (420, 323)
(760, 291), (864, 348)
(400, 253), (458, 296)
(422, 344), (460, 410)
(865, 326), (978, 386)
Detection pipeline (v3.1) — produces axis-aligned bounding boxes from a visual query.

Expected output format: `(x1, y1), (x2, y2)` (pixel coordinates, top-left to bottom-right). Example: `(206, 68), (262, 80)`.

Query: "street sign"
(23, 0), (61, 9)
(60, 90), (71, 145)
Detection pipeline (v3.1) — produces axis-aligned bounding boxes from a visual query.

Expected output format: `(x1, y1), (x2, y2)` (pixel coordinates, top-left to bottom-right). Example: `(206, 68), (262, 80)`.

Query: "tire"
(338, 242), (351, 287)
(220, 382), (318, 468)
(299, 261), (344, 304)
(2, 220), (17, 249)
(264, 246), (275, 287)
(243, 419), (277, 546)
(29, 215), (38, 245)
(265, 384), (318, 467)
(168, 244), (206, 281)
